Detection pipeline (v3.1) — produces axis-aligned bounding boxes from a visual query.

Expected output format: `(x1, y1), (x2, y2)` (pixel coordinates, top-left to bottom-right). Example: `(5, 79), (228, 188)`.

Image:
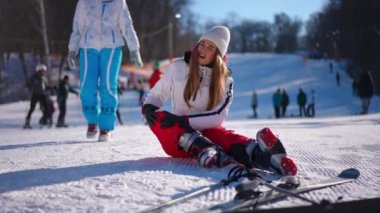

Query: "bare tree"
(34, 0), (52, 83)
(305, 0), (380, 93)
(274, 13), (302, 53)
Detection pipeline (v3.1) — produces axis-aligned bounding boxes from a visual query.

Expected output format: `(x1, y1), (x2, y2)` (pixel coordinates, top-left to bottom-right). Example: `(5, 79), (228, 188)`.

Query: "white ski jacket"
(68, 0), (140, 52)
(144, 59), (234, 131)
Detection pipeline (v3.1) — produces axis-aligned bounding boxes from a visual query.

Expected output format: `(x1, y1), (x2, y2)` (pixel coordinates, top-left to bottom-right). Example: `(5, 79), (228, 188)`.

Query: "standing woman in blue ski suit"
(68, 0), (143, 141)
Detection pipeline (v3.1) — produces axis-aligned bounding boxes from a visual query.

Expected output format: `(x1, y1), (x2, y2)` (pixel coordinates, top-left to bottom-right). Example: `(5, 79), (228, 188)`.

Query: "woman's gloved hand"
(142, 104), (159, 126)
(160, 111), (190, 130)
(130, 50), (143, 67)
(67, 51), (77, 70)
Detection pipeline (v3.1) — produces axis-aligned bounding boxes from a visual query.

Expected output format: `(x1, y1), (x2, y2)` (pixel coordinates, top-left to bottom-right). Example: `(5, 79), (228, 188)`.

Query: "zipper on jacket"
(111, 30), (115, 43)
(84, 30), (89, 44)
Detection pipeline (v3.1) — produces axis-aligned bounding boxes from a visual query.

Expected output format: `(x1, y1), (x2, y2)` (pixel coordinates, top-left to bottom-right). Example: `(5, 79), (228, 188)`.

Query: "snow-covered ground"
(0, 54), (379, 212)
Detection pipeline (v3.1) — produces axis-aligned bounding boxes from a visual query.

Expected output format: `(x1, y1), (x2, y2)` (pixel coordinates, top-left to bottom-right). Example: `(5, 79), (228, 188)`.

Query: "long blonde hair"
(183, 48), (230, 110)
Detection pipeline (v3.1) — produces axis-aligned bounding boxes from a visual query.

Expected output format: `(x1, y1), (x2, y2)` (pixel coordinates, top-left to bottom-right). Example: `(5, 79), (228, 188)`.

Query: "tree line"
(0, 0), (302, 81)
(304, 0), (380, 93)
(0, 0), (378, 103)
(0, 0), (194, 82)
(201, 12), (301, 54)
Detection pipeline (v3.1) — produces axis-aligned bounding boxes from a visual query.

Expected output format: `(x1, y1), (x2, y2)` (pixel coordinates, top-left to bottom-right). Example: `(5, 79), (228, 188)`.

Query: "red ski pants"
(149, 111), (251, 158)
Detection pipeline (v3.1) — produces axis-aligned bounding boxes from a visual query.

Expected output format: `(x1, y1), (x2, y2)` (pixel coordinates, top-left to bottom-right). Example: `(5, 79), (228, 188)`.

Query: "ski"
(194, 168), (360, 212)
(138, 166), (282, 213)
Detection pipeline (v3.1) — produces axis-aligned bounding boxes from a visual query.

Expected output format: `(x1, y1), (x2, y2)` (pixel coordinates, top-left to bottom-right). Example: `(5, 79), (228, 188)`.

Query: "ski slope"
(0, 53), (379, 212)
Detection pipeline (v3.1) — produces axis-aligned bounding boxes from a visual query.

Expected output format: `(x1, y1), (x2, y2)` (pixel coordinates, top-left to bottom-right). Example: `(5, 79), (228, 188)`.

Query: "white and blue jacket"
(68, 0), (140, 52)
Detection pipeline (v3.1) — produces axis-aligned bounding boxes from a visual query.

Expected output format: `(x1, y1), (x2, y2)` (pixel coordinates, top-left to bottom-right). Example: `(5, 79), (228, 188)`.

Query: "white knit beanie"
(199, 26), (230, 57)
(35, 64), (47, 72)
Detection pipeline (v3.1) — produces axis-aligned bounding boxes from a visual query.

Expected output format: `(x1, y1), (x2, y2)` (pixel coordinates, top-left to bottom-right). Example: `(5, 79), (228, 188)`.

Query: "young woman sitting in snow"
(142, 26), (297, 176)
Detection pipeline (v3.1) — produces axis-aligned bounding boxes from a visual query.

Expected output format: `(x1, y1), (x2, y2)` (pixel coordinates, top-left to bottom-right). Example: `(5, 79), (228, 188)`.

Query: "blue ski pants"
(79, 47), (122, 130)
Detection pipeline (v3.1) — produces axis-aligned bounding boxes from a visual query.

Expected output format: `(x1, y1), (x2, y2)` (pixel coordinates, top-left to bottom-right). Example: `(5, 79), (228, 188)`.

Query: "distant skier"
(40, 95), (55, 128)
(306, 89), (315, 117)
(149, 61), (163, 89)
(23, 64), (50, 129)
(352, 79), (358, 96)
(137, 78), (147, 106)
(116, 80), (125, 125)
(251, 91), (258, 118)
(357, 70), (374, 114)
(272, 88), (282, 119)
(56, 75), (79, 128)
(142, 26), (297, 176)
(297, 88), (307, 117)
(336, 72), (340, 87)
(281, 90), (289, 117)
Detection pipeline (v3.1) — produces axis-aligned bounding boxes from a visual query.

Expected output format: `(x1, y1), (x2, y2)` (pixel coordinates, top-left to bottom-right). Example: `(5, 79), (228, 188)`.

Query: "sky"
(1, 53), (379, 212)
(190, 0), (328, 24)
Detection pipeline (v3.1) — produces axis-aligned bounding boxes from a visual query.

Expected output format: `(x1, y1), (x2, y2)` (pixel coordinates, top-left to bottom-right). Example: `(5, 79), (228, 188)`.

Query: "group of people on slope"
(278, 88), (315, 118)
(24, 65), (78, 129)
(332, 61), (374, 115)
(24, 0), (299, 176)
(272, 88), (290, 118)
(297, 88), (316, 118)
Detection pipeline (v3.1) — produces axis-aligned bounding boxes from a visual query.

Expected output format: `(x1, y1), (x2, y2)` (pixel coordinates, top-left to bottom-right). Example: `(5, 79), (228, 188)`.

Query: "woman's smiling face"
(197, 40), (217, 66)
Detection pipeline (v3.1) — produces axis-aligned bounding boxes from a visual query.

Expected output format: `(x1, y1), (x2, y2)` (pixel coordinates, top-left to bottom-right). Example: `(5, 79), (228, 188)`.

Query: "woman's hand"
(160, 111), (190, 130)
(67, 51), (77, 70)
(142, 104), (159, 126)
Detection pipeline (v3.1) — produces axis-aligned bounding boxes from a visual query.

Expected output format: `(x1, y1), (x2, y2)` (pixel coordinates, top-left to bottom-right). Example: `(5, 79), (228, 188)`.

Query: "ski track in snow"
(1, 54), (380, 212)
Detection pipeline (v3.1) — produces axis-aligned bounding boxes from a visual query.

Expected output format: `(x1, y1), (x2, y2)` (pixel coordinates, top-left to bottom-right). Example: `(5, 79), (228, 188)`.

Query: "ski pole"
(257, 178), (320, 205)
(139, 165), (256, 213)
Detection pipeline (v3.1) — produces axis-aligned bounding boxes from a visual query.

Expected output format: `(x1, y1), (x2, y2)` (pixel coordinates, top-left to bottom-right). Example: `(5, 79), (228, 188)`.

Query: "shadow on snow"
(0, 156), (229, 194)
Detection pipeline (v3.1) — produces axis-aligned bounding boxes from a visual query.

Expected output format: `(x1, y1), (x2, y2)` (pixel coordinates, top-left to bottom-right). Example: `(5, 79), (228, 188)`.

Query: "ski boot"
(23, 118), (32, 129)
(47, 119), (53, 128)
(98, 130), (112, 142)
(87, 124), (98, 139)
(39, 117), (48, 128)
(179, 131), (233, 168)
(246, 128), (297, 176)
(56, 122), (69, 128)
(23, 124), (32, 129)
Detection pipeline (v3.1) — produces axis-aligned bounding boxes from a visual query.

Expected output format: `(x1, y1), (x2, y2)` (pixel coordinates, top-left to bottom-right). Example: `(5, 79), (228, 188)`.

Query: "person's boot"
(56, 121), (62, 128)
(23, 118), (31, 129)
(87, 124), (98, 139)
(62, 118), (66, 126)
(48, 118), (53, 128)
(246, 128), (297, 176)
(98, 130), (113, 142)
(197, 147), (233, 168)
(39, 116), (47, 127)
(179, 131), (233, 168)
(56, 122), (69, 128)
